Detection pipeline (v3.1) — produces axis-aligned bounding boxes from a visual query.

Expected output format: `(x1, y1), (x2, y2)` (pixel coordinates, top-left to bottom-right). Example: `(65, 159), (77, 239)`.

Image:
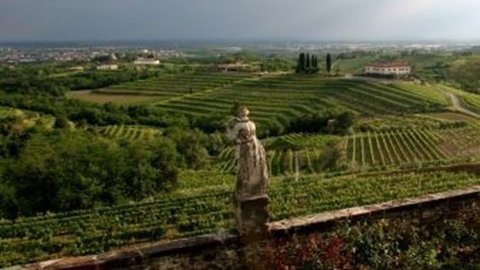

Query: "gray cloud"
(0, 0), (479, 41)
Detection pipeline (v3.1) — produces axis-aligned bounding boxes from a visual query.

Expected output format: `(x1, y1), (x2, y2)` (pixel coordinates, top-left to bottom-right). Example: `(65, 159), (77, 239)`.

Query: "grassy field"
(335, 56), (379, 73)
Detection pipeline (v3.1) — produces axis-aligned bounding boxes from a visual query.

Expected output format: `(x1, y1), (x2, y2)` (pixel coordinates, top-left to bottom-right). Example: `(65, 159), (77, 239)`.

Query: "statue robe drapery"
(227, 117), (268, 199)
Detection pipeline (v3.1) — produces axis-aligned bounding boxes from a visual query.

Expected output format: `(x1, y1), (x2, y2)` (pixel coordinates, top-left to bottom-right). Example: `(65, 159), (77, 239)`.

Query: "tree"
(326, 53), (332, 73)
(2, 130), (178, 217)
(164, 127), (210, 170)
(335, 111), (356, 134)
(296, 53), (306, 73)
(296, 53), (320, 74)
(312, 55), (318, 73)
(306, 53), (311, 72)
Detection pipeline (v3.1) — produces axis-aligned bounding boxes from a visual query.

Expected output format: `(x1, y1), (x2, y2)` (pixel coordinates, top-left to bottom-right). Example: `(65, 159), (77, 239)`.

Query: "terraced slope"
(95, 72), (254, 99)
(96, 125), (162, 141)
(218, 125), (480, 175)
(218, 133), (343, 176)
(346, 126), (480, 168)
(156, 76), (449, 131)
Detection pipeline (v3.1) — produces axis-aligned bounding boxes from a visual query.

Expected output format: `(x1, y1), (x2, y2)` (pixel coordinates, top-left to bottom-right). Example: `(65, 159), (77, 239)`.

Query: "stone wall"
(24, 186), (480, 270)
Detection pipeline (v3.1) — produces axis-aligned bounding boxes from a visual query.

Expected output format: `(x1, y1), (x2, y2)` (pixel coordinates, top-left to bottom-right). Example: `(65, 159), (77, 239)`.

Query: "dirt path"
(446, 93), (480, 119)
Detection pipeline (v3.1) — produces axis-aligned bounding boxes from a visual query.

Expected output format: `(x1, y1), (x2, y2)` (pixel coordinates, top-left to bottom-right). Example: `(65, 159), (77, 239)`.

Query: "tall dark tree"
(295, 56), (301, 73)
(296, 52), (320, 74)
(326, 53), (332, 73)
(312, 55), (318, 72)
(296, 53), (306, 74)
(306, 53), (311, 72)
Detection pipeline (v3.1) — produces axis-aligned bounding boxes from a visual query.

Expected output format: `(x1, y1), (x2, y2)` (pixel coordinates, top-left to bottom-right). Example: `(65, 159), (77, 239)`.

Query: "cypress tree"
(326, 53), (332, 73)
(296, 58), (301, 73)
(312, 55), (318, 72)
(306, 53), (311, 72)
(298, 53), (306, 73)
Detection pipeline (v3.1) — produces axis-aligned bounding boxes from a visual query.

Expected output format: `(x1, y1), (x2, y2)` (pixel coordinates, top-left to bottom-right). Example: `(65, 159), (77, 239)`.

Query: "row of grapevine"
(155, 75), (448, 131)
(346, 126), (480, 168)
(270, 171), (480, 219)
(97, 125), (162, 141)
(97, 72), (254, 99)
(2, 169), (480, 267)
(217, 133), (342, 176)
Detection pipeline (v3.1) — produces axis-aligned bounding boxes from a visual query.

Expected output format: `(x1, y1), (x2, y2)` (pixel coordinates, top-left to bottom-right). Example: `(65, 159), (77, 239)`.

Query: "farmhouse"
(96, 63), (118, 70)
(134, 57), (160, 65)
(364, 62), (411, 75)
(217, 62), (249, 72)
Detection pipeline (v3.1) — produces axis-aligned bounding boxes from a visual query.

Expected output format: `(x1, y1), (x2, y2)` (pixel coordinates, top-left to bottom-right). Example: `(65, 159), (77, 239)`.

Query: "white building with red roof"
(364, 62), (411, 75)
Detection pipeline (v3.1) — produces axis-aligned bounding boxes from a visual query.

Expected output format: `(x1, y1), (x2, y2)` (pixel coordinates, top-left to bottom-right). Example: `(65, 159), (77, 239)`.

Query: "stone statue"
(227, 105), (269, 199)
(227, 104), (269, 237)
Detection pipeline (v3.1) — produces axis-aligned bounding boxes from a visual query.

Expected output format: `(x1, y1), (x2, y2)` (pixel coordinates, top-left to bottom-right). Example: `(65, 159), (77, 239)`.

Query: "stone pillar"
(235, 195), (269, 241)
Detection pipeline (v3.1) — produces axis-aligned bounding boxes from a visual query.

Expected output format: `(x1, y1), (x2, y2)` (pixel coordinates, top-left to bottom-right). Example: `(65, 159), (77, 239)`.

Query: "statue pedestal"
(235, 195), (269, 243)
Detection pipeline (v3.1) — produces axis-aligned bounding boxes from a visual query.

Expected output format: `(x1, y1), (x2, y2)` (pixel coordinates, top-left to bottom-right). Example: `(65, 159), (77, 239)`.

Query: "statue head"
(232, 103), (249, 120)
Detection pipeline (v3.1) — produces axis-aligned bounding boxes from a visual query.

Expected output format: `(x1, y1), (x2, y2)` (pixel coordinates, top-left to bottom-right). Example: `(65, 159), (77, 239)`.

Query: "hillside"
(2, 69), (480, 267)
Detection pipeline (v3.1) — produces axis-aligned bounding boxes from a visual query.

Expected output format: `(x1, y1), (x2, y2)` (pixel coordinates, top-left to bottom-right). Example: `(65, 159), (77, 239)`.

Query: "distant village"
(0, 46), (182, 64)
(0, 41), (476, 65)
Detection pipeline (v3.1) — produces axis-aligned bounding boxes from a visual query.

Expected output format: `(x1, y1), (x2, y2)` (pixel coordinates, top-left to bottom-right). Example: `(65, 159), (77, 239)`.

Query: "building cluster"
(0, 46), (182, 64)
(0, 47), (93, 63)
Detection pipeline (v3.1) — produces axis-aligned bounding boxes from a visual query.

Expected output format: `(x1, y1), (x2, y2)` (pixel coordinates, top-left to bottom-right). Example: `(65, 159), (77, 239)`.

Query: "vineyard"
(96, 125), (162, 141)
(217, 125), (480, 176)
(218, 133), (343, 176)
(156, 75), (449, 131)
(2, 169), (480, 267)
(346, 126), (480, 169)
(5, 70), (480, 268)
(93, 72), (254, 100)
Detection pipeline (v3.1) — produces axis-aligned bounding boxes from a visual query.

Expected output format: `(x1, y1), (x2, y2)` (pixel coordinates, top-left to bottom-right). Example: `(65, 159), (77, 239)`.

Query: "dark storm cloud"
(0, 0), (479, 41)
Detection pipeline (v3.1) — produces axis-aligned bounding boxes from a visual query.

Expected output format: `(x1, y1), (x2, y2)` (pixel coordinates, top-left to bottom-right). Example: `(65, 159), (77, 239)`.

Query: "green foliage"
(0, 66), (158, 96)
(164, 127), (211, 170)
(287, 111), (356, 135)
(1, 170), (480, 267)
(0, 129), (178, 217)
(326, 53), (332, 73)
(261, 215), (480, 269)
(0, 92), (189, 128)
(260, 56), (294, 72)
(296, 53), (306, 73)
(1, 59), (479, 268)
(296, 52), (320, 74)
(449, 59), (480, 93)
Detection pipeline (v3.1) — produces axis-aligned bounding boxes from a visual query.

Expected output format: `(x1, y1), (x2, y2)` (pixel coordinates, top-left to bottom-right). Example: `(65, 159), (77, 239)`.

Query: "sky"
(0, 0), (479, 42)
